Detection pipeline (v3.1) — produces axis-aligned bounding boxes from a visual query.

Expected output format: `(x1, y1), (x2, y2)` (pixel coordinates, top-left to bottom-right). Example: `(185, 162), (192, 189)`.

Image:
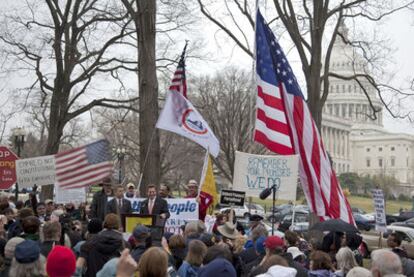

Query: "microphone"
(259, 188), (272, 200)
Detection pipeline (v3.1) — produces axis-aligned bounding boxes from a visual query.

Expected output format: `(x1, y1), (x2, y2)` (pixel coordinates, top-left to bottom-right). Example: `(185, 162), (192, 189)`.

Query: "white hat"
(127, 183), (135, 189)
(287, 246), (305, 260)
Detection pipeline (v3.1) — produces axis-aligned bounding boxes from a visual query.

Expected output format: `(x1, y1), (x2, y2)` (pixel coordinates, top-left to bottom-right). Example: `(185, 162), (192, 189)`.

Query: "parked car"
(399, 211), (414, 221)
(362, 225), (414, 259)
(392, 217), (414, 229)
(352, 207), (367, 214)
(353, 213), (375, 231)
(220, 203), (265, 219)
(267, 204), (309, 223)
(278, 212), (309, 232)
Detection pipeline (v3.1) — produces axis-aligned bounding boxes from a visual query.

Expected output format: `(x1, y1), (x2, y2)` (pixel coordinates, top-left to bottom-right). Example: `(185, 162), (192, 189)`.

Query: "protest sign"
(124, 198), (199, 234)
(0, 146), (18, 189)
(16, 155), (56, 188)
(372, 189), (387, 233)
(55, 185), (86, 204)
(220, 189), (245, 207)
(232, 151), (299, 200)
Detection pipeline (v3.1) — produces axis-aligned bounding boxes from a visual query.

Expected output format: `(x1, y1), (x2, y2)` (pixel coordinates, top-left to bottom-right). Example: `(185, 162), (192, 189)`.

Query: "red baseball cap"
(264, 236), (284, 250)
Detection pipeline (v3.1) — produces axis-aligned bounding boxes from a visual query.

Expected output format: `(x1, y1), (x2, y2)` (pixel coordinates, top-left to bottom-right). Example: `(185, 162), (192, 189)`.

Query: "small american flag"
(55, 139), (113, 189)
(255, 10), (354, 224)
(169, 42), (188, 98)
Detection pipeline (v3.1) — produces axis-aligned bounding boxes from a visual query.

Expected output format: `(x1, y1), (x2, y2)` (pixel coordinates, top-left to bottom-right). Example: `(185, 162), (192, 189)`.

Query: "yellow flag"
(199, 152), (218, 214)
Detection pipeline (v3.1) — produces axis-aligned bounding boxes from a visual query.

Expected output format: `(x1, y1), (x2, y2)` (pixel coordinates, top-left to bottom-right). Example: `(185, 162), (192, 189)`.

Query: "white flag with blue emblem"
(156, 91), (220, 157)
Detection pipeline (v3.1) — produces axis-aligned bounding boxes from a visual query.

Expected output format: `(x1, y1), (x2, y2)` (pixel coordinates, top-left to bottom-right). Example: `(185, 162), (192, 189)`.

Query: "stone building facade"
(320, 22), (414, 194)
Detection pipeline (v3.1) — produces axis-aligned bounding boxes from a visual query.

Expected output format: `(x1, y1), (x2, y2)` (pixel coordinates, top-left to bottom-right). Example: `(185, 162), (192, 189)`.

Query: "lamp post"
(116, 147), (126, 184)
(12, 127), (25, 201)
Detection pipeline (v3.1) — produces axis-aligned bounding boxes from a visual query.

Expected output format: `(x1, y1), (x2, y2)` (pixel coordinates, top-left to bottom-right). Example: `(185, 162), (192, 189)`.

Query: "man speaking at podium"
(139, 184), (170, 220)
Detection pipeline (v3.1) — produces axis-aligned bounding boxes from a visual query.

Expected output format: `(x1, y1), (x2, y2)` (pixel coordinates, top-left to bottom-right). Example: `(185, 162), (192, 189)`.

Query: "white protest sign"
(232, 151), (299, 200)
(16, 155), (56, 188)
(124, 198), (199, 234)
(372, 189), (387, 233)
(55, 185), (86, 204)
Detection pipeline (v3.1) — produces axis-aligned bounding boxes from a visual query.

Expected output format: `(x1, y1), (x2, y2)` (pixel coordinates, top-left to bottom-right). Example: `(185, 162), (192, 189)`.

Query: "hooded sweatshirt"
(256, 265), (297, 277)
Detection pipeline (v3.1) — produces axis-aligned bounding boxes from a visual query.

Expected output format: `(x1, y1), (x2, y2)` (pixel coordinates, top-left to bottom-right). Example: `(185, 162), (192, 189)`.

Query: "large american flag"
(55, 139), (113, 189)
(169, 42), (188, 98)
(254, 10), (354, 223)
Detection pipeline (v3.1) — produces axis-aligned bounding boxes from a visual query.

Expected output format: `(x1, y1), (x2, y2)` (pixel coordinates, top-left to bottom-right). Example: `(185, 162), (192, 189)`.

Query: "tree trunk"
(136, 0), (160, 196)
(41, 95), (65, 201)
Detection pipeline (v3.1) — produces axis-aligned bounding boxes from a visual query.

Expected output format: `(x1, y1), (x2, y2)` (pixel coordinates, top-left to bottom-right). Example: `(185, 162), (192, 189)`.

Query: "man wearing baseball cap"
(125, 183), (136, 199)
(131, 224), (151, 262)
(250, 236), (308, 277)
(185, 179), (209, 221)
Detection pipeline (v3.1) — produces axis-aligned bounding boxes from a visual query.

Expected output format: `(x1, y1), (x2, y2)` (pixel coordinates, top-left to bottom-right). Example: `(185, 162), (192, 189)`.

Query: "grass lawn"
(347, 195), (412, 214)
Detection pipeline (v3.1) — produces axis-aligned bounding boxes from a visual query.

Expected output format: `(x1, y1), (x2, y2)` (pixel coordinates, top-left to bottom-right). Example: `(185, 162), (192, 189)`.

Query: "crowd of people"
(0, 177), (411, 277)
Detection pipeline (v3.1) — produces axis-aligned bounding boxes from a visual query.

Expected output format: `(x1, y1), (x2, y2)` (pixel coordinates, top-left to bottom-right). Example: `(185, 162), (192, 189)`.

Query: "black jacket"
(90, 190), (110, 221)
(40, 240), (60, 257)
(106, 198), (132, 215)
(139, 197), (170, 219)
(239, 247), (258, 264)
(131, 244), (147, 263)
(80, 229), (124, 277)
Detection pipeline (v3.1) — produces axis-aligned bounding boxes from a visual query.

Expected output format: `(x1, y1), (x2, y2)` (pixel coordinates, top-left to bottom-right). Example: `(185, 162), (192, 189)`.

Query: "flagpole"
(249, 0), (259, 141)
(198, 148), (210, 196)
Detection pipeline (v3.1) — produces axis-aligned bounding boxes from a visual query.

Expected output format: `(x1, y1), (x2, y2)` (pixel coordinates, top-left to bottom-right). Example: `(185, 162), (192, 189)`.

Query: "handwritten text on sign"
(233, 151), (299, 200)
(16, 156), (56, 188)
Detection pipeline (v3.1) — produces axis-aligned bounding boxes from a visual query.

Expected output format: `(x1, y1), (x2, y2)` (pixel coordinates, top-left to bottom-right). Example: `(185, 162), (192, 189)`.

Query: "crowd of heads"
(0, 179), (410, 277)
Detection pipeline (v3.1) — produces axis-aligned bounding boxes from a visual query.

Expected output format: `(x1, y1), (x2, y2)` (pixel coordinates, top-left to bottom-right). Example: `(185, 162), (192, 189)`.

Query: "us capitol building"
(321, 22), (414, 195)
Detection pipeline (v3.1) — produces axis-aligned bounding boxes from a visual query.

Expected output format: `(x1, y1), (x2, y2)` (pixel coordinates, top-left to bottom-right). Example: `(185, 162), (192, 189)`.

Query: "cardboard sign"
(372, 189), (387, 233)
(232, 151), (299, 200)
(55, 186), (86, 204)
(16, 155), (56, 188)
(220, 189), (245, 207)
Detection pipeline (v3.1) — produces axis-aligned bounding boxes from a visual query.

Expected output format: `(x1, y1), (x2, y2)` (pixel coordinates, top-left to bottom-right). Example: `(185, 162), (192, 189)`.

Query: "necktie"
(149, 199), (154, 214)
(118, 199), (122, 210)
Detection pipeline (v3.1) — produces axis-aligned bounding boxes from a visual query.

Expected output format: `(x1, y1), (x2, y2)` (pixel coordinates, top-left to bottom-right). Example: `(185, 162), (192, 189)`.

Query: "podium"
(122, 214), (166, 244)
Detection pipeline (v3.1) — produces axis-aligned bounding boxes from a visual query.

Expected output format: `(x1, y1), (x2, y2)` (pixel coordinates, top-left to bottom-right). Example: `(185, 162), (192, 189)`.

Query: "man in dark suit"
(107, 185), (132, 215)
(91, 177), (113, 221)
(139, 184), (170, 219)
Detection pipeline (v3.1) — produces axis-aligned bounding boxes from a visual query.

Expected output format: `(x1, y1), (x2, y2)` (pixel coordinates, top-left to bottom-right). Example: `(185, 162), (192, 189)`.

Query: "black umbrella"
(311, 219), (359, 233)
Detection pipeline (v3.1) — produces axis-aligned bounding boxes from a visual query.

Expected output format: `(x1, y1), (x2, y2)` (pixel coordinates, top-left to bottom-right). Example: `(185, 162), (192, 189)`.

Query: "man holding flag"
(156, 43), (219, 221)
(185, 152), (218, 221)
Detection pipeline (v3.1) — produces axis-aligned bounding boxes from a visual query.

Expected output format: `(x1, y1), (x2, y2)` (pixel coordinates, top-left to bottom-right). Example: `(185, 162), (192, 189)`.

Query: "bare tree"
(193, 68), (265, 182)
(198, 0), (414, 129)
(0, 1), (139, 198)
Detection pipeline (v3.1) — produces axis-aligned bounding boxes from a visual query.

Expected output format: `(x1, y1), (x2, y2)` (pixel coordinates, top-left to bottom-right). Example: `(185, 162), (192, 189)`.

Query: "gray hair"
(371, 249), (402, 276)
(335, 247), (358, 274)
(251, 224), (268, 242)
(184, 220), (205, 237)
(9, 255), (46, 277)
(347, 266), (372, 277)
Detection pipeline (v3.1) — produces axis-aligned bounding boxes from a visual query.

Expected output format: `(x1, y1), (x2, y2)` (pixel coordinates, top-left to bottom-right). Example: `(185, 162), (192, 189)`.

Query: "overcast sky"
(1, 2), (414, 141)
